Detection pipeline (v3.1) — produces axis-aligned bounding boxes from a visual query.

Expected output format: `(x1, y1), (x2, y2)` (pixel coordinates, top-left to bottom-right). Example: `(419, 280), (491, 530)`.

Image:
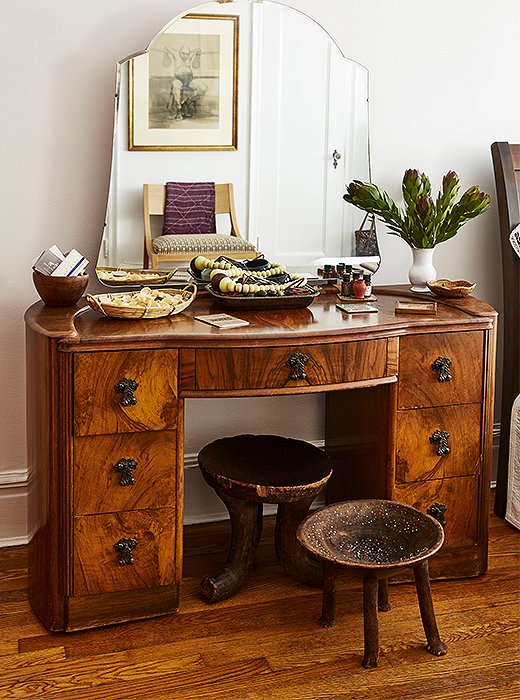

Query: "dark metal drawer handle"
(427, 502), (447, 528)
(114, 458), (137, 486)
(114, 537), (138, 566)
(431, 357), (452, 382)
(287, 352), (309, 380)
(114, 378), (139, 406)
(429, 429), (450, 456)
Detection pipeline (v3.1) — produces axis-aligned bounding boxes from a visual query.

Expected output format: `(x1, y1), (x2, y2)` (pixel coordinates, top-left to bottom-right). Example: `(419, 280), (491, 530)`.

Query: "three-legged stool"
(198, 434), (332, 602)
(297, 499), (448, 668)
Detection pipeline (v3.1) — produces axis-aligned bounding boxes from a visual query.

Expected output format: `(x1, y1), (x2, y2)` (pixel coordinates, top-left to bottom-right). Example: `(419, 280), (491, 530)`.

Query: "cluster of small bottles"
(321, 263), (372, 299)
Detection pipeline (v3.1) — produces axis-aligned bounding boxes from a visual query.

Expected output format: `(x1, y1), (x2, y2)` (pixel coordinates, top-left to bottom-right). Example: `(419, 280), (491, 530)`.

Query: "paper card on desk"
(336, 303), (378, 314)
(194, 313), (250, 329)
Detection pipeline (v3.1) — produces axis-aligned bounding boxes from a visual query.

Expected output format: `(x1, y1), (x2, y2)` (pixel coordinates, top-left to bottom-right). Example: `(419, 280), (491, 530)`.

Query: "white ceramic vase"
(408, 247), (436, 293)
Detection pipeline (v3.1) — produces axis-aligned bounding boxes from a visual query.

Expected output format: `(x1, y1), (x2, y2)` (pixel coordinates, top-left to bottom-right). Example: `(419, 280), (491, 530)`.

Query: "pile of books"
(33, 245), (88, 277)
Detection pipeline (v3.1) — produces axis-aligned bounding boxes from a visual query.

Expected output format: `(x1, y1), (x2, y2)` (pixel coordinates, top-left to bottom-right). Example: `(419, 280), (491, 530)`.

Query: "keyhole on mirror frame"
(332, 150), (342, 169)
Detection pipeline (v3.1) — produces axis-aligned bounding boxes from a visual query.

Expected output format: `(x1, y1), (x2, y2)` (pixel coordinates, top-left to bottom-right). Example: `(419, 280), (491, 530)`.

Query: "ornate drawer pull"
(429, 429), (450, 456)
(114, 537), (138, 566)
(287, 352), (309, 380)
(427, 502), (447, 528)
(114, 458), (137, 486)
(114, 378), (139, 406)
(431, 357), (452, 382)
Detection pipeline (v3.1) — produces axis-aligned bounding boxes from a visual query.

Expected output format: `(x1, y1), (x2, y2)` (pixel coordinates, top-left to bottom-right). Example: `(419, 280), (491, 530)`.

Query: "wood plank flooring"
(0, 502), (518, 699)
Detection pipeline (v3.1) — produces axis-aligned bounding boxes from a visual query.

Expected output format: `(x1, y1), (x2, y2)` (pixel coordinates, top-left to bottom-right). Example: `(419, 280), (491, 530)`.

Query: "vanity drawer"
(73, 508), (176, 596)
(393, 475), (479, 551)
(396, 404), (481, 483)
(195, 340), (388, 391)
(74, 349), (178, 436)
(74, 431), (177, 515)
(398, 331), (484, 409)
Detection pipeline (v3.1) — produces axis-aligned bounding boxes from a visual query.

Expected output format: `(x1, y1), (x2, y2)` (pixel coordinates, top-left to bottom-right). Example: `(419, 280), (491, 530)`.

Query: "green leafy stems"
(344, 169), (491, 249)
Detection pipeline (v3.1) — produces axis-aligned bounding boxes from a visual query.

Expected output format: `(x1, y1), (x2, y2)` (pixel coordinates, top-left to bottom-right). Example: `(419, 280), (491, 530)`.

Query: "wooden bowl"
(33, 271), (89, 306)
(426, 279), (476, 298)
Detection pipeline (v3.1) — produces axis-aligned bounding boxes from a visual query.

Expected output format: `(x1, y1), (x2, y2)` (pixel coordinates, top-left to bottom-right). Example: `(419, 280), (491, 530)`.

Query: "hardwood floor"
(0, 502), (518, 699)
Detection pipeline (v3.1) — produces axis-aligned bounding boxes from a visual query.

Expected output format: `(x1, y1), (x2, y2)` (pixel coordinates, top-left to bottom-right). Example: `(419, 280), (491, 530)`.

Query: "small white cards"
(194, 313), (250, 329)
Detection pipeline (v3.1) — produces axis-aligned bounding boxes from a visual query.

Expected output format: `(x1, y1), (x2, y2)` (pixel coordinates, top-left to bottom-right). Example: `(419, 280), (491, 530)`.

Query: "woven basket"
(86, 283), (196, 319)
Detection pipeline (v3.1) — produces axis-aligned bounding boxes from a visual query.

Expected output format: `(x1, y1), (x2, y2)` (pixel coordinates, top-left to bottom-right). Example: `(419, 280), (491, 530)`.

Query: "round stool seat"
(197, 434), (332, 602)
(298, 499), (444, 570)
(198, 434), (332, 502)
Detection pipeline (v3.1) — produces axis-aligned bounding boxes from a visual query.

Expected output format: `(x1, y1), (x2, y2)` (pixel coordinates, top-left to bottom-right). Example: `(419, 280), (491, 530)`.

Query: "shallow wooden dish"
(426, 279), (476, 298)
(86, 284), (196, 319)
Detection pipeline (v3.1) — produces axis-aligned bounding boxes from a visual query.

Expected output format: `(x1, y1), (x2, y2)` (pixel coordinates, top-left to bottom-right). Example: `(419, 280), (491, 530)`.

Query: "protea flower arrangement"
(344, 169), (491, 249)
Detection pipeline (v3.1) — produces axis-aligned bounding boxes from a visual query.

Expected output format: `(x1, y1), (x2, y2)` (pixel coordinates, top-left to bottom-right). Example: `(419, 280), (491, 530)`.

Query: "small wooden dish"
(86, 283), (196, 319)
(426, 279), (476, 298)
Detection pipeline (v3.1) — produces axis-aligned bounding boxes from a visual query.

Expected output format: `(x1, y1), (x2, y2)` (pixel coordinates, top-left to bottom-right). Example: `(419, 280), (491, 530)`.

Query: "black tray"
(205, 285), (319, 311)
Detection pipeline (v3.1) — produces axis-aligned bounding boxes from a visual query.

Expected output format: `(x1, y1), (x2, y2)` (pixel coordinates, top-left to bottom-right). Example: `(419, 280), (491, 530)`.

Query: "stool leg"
(362, 574), (380, 668)
(200, 490), (263, 603)
(378, 578), (392, 612)
(319, 562), (336, 627)
(275, 498), (323, 587)
(413, 560), (448, 657)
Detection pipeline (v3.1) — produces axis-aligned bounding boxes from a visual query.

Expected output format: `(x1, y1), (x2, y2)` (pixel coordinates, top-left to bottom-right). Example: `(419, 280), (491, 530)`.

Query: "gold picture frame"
(129, 14), (239, 151)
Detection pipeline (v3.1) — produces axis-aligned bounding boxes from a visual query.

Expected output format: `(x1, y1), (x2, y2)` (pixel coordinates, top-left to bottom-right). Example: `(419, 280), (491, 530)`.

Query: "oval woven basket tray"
(96, 267), (178, 287)
(86, 283), (196, 319)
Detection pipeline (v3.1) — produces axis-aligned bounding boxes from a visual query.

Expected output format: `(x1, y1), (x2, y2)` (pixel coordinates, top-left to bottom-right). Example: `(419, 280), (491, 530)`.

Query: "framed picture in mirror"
(129, 13), (238, 151)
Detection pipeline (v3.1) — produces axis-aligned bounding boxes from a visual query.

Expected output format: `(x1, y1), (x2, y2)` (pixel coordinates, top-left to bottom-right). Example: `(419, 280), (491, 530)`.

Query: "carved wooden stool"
(297, 499), (447, 668)
(198, 434), (332, 603)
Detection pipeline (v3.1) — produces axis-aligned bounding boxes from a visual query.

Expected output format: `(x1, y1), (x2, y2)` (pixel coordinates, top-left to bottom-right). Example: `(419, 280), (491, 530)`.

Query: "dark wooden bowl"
(297, 499), (444, 569)
(33, 271), (89, 307)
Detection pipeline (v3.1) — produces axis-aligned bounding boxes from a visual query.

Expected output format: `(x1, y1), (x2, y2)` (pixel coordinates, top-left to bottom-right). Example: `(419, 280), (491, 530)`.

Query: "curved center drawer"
(195, 339), (388, 391)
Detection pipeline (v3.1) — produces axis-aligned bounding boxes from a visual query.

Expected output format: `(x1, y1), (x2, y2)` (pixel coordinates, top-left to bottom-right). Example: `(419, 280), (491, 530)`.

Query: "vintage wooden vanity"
(25, 286), (496, 631)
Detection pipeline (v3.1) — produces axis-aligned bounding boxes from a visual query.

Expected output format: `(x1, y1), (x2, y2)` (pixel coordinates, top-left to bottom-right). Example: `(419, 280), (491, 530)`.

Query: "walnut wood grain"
(25, 288), (497, 631)
(66, 583), (180, 631)
(396, 403), (482, 483)
(73, 431), (177, 515)
(393, 476), (479, 553)
(73, 349), (178, 436)
(195, 339), (388, 391)
(73, 509), (176, 596)
(398, 331), (484, 409)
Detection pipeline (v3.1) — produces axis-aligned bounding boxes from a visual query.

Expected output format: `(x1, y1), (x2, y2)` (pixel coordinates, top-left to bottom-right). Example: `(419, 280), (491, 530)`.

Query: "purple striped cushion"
(162, 182), (216, 235)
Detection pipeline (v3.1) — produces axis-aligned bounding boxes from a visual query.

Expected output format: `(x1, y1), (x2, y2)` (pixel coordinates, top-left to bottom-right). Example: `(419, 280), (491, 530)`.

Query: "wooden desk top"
(25, 286), (497, 351)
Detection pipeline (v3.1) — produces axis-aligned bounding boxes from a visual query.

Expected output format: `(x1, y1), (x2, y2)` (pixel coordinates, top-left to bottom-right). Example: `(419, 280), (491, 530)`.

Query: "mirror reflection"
(96, 0), (379, 283)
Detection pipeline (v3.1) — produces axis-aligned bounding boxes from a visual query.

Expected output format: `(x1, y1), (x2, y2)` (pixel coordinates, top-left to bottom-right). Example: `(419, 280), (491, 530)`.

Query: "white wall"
(1, 0), (518, 543)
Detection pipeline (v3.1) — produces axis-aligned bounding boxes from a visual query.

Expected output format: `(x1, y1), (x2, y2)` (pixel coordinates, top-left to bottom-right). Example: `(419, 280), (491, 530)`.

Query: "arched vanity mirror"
(96, 0), (379, 281)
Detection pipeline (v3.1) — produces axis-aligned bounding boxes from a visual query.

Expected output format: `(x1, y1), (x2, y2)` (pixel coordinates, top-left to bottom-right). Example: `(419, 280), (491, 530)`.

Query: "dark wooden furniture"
(24, 286), (496, 631)
(491, 142), (520, 518)
(198, 434), (332, 601)
(297, 499), (447, 668)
